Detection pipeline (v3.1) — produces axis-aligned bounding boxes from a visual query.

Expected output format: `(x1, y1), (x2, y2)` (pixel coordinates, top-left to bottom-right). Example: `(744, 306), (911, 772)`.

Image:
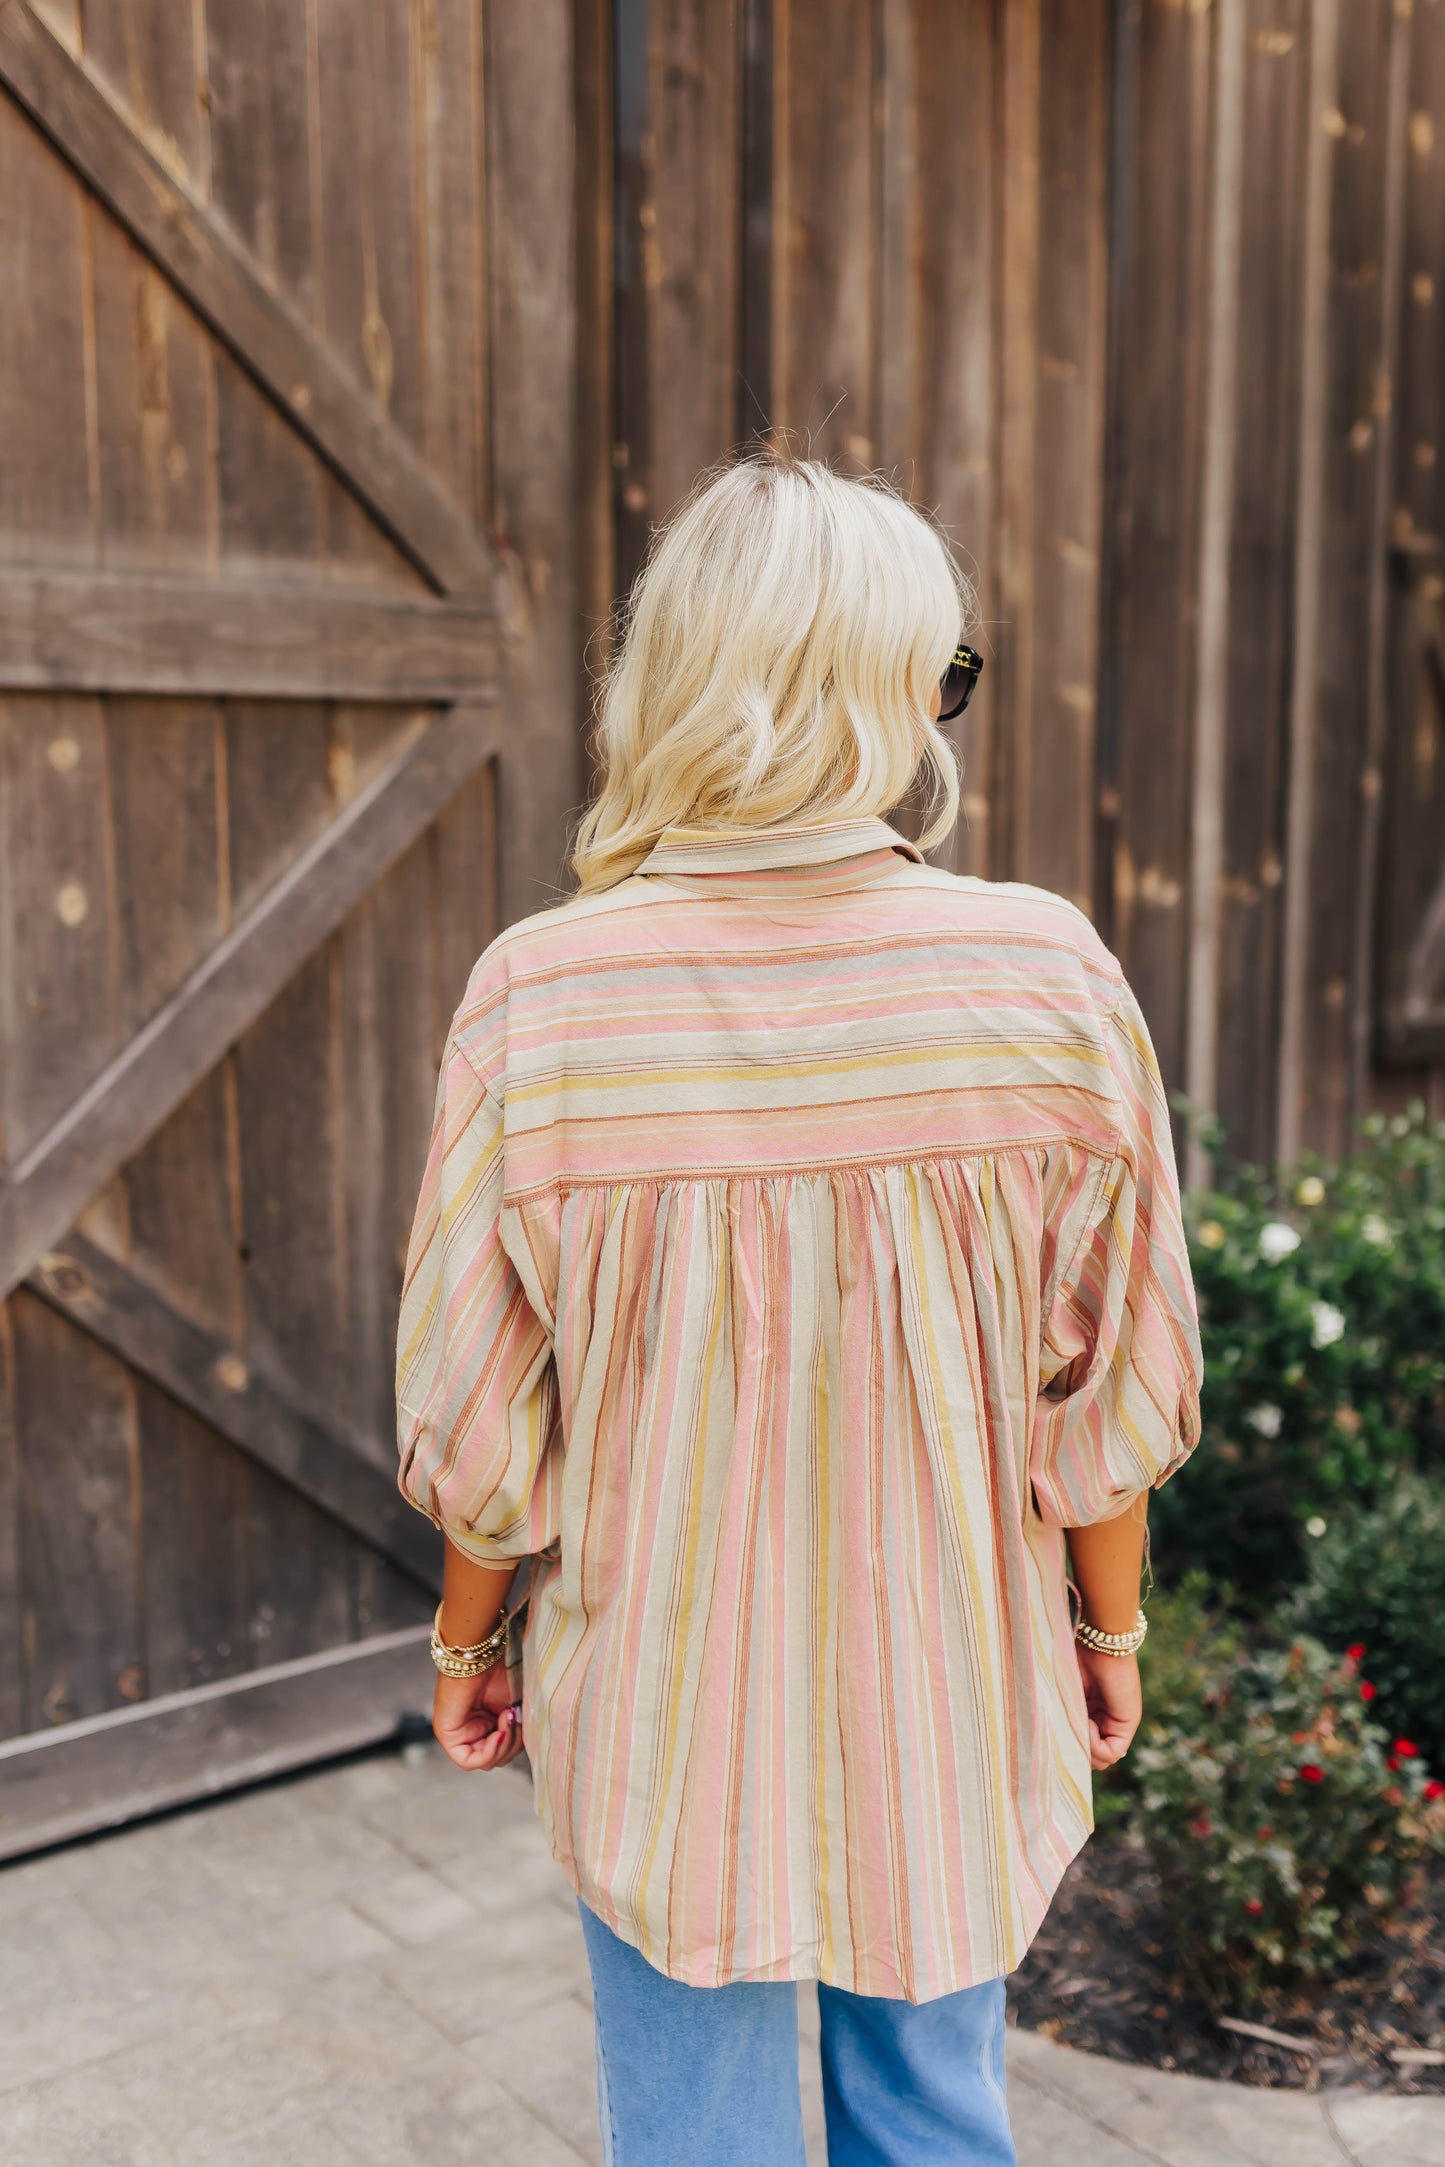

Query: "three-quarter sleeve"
(396, 1036), (560, 1563)
(1030, 984), (1203, 1527)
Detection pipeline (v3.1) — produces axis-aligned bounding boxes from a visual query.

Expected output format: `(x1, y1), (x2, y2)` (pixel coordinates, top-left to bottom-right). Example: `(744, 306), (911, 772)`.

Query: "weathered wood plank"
(1293, 0), (1396, 1152)
(1212, 0), (1308, 1165)
(10, 1291), (143, 1728)
(574, 0), (615, 740)
(0, 1621), (433, 1861)
(333, 717), (441, 1460)
(1183, 0), (1248, 1185)
(0, 695), (116, 1168)
(1096, 0), (1214, 1100)
(649, 0), (740, 520)
(1024, 0), (1109, 912)
(913, 0), (996, 878)
(737, 0), (775, 443)
(1276, 0), (1341, 1162)
(0, 89), (94, 567)
(991, 0), (1040, 887)
(0, 701), (501, 1294)
(0, 0), (501, 598)
(1348, 0), (1412, 1122)
(136, 1381), (252, 1698)
(26, 1234), (440, 1587)
(1384, 7), (1445, 1076)
(413, 0), (490, 527)
(0, 569), (497, 699)
(0, 1302), (21, 1736)
(485, 1), (585, 923)
(775, 0), (874, 465)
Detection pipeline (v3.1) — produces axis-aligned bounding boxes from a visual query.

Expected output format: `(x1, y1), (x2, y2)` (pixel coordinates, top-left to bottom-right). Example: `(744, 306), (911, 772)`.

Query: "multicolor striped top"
(396, 816), (1203, 2000)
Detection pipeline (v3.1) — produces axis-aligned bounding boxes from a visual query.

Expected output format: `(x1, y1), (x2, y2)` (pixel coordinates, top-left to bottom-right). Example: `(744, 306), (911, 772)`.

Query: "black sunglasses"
(939, 643), (984, 723)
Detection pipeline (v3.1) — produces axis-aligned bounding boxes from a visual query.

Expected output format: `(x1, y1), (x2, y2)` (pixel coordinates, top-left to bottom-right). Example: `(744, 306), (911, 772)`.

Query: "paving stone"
(1007, 2026), (1344, 2167)
(103, 1969), (444, 2149)
(5, 1743), (1444, 2167)
(326, 2058), (591, 2167)
(1328, 2089), (1445, 2167)
(483, 1993), (604, 2161)
(1007, 2068), (1166, 2167)
(0, 2063), (158, 2167)
(379, 1895), (593, 2045)
(349, 1862), (480, 1947)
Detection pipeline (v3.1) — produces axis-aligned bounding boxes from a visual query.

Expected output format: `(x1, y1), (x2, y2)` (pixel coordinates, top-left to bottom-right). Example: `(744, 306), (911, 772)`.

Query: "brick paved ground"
(2, 1741), (1442, 2166)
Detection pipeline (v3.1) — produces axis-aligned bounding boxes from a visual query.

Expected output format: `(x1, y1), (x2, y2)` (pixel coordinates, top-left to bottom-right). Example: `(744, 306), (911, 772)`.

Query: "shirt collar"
(639, 816), (923, 878)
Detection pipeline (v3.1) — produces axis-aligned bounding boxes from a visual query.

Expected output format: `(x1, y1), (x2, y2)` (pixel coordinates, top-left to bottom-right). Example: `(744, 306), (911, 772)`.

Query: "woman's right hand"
(1074, 1645), (1142, 1772)
(431, 1664), (525, 1772)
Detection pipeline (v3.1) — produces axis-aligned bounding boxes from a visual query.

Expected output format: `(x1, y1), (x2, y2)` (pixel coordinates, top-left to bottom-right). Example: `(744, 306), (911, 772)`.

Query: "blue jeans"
(578, 1903), (1017, 2166)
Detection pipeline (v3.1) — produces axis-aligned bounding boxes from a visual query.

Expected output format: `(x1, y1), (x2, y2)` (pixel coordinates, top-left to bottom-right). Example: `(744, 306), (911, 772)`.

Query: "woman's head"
(571, 456), (972, 892)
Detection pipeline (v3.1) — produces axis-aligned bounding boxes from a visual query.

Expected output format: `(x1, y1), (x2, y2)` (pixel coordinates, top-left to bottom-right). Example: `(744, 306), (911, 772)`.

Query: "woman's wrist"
(1067, 1503), (1149, 1639)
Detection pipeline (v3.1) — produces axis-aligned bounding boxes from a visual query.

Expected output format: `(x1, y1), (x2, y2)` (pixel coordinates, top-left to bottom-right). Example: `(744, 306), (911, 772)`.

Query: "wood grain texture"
(0, 568), (497, 699)
(0, 0), (501, 597)
(485, 0), (586, 923)
(0, 90), (94, 566)
(912, 0), (996, 878)
(10, 1292), (142, 1727)
(1294, 0), (1395, 1151)
(26, 1235), (439, 1586)
(0, 702), (501, 1295)
(1097, 0), (1214, 1099)
(1212, 0), (1308, 1163)
(0, 695), (117, 1168)
(774, 0), (874, 464)
(0, 1303), (20, 1735)
(0, 1621), (433, 1861)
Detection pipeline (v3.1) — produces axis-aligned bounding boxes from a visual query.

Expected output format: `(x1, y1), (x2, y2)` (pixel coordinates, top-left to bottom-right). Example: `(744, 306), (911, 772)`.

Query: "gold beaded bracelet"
(1074, 1608), (1148, 1658)
(430, 1598), (528, 1678)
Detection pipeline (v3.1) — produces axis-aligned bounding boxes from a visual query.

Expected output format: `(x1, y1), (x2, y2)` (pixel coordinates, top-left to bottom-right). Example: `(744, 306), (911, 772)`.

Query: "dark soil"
(1008, 1834), (1445, 2092)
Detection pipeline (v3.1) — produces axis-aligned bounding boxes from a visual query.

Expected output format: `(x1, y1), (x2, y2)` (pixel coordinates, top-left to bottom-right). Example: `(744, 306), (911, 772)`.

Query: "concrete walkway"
(2, 1741), (1442, 2167)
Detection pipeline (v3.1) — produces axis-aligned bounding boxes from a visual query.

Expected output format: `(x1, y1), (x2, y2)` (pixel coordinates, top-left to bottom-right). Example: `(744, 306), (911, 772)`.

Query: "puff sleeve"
(396, 1036), (561, 1562)
(1030, 983), (1203, 1527)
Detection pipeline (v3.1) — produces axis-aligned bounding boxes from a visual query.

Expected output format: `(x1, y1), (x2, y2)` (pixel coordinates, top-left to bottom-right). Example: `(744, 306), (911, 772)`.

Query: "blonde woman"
(397, 457), (1202, 2165)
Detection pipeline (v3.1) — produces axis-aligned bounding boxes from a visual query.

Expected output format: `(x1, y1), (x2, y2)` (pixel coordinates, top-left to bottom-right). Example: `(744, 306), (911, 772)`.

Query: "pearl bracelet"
(430, 1600), (525, 1678)
(1074, 1608), (1148, 1658)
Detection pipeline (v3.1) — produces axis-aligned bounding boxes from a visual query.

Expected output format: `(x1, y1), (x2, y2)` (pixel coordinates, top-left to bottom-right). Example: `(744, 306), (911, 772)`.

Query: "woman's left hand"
(431, 1663), (525, 1771)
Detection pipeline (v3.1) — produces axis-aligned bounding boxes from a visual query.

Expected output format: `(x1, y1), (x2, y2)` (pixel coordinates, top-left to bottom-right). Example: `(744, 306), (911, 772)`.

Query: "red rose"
(1425, 1780), (1445, 1802)
(1359, 1681), (1377, 1701)
(1386, 1754), (1400, 1771)
(1189, 1814), (1213, 1839)
(1347, 1643), (1366, 1661)
(1257, 1825), (1272, 1840)
(1245, 1898), (1264, 1916)
(1299, 1764), (1325, 1784)
(1394, 1739), (1419, 1759)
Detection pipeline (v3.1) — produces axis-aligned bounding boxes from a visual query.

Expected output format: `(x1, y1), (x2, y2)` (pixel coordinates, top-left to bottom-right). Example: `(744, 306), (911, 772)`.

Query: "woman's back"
(397, 812), (1200, 2001)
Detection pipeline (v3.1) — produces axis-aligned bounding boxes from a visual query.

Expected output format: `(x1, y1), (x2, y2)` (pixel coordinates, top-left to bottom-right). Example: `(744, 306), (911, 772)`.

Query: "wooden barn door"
(0, 0), (581, 1855)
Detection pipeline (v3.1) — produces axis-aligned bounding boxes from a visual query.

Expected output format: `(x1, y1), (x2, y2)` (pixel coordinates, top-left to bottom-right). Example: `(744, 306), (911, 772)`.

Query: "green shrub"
(1132, 1634), (1445, 2011)
(1093, 1571), (1244, 1829)
(1153, 1103), (1445, 1594)
(1291, 1477), (1445, 1774)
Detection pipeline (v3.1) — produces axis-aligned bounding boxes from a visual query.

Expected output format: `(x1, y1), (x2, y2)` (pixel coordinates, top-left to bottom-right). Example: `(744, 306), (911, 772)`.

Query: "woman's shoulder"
(898, 864), (1125, 1005)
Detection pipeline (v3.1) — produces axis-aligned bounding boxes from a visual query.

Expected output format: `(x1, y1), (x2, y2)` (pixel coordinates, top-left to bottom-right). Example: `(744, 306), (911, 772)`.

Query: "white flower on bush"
(1246, 1403), (1283, 1438)
(1258, 1221), (1302, 1264)
(1360, 1213), (1393, 1248)
(1310, 1301), (1346, 1349)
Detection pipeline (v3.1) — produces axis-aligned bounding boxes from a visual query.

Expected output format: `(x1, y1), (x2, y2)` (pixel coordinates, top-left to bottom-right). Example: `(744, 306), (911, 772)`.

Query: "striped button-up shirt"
(397, 816), (1202, 2000)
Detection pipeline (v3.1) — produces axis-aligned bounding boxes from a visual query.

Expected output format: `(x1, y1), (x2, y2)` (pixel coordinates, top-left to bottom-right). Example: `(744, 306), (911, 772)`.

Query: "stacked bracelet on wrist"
(1074, 1608), (1147, 1658)
(430, 1598), (527, 1678)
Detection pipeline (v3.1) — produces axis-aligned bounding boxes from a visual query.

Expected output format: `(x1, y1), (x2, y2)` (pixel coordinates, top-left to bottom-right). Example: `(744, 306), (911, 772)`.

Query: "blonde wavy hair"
(571, 456), (971, 894)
